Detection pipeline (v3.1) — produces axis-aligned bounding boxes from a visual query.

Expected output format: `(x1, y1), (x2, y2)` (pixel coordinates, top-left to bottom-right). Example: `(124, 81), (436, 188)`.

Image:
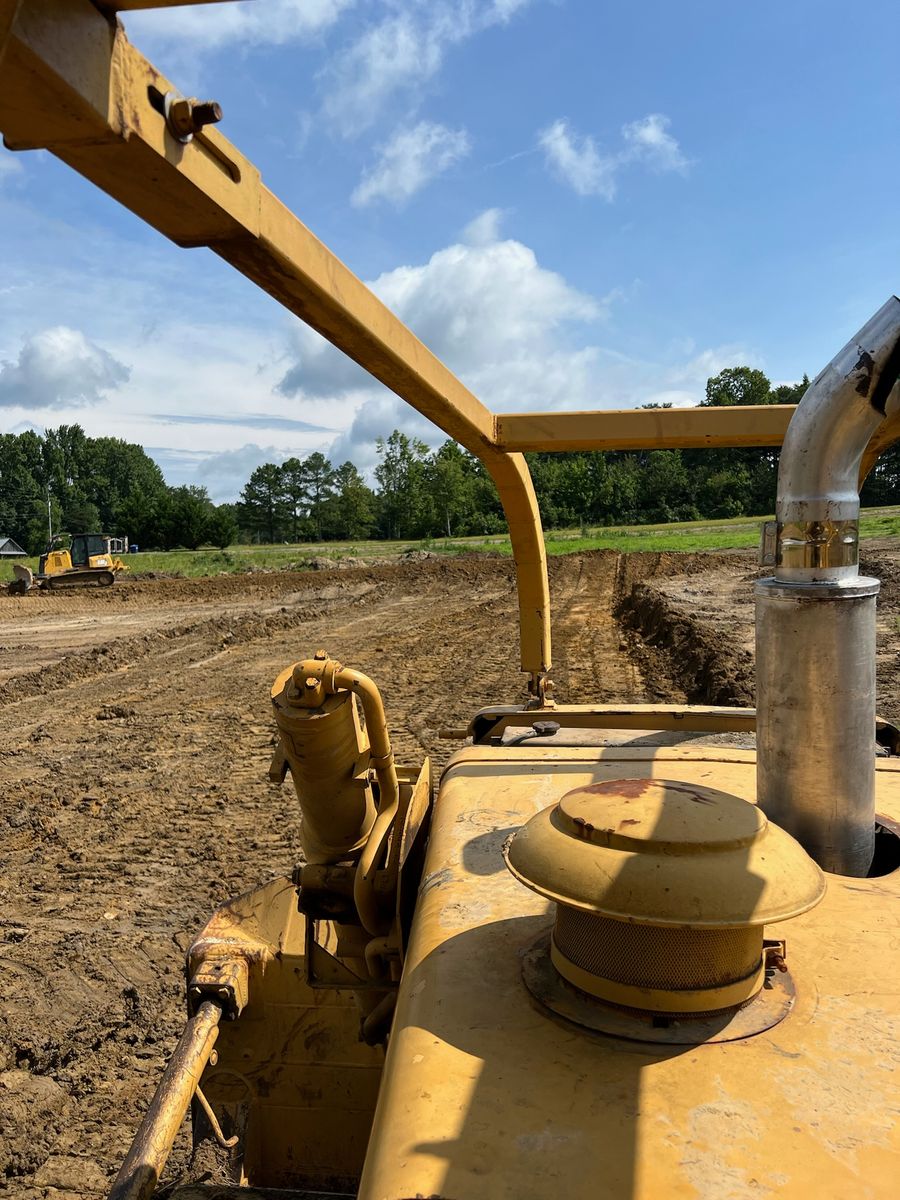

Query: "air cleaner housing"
(504, 778), (824, 1015)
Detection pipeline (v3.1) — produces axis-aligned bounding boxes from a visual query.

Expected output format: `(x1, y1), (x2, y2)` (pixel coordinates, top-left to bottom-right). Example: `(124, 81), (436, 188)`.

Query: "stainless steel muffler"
(756, 297), (900, 876)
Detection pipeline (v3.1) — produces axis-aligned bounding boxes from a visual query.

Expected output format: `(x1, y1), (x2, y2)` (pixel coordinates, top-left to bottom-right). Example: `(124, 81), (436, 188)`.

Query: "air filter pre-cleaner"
(503, 779), (825, 1016)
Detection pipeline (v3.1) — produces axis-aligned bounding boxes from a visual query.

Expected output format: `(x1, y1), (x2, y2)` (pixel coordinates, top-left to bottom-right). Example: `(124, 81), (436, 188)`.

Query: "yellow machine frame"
(5, 7), (900, 1200)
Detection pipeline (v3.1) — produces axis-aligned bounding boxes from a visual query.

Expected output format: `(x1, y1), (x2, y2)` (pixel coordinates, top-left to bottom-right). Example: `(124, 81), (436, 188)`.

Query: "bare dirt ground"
(1, 547), (898, 1197)
(623, 546), (900, 717)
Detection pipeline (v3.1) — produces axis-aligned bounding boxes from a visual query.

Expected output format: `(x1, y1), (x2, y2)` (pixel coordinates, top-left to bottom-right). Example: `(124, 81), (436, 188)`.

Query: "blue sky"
(1, 0), (899, 501)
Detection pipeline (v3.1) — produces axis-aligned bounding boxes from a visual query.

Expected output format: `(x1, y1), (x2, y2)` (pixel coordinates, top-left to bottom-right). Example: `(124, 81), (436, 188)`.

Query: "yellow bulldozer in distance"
(3, 4), (900, 1200)
(8, 532), (129, 594)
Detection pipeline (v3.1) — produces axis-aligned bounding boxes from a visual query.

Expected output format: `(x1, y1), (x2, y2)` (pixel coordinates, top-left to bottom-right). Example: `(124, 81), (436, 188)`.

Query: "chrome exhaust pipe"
(756, 297), (900, 876)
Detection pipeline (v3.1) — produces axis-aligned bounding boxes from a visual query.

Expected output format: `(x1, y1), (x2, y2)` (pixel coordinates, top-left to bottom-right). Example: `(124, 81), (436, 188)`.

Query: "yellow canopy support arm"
(220, 193), (550, 681)
(496, 405), (797, 452)
(98, 2), (231, 11)
(0, 0), (551, 685)
(860, 407), (900, 486)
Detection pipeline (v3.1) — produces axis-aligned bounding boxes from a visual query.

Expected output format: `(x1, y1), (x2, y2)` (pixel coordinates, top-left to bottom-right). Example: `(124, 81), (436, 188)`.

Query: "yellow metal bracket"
(469, 702), (757, 743)
(304, 919), (397, 992)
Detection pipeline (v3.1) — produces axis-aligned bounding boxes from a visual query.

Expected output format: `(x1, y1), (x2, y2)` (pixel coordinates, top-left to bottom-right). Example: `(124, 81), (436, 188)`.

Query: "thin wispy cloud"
(462, 208), (506, 245)
(157, 413), (335, 433)
(352, 120), (471, 207)
(124, 0), (355, 51)
(321, 0), (538, 136)
(0, 152), (24, 186)
(126, 1), (540, 155)
(622, 113), (689, 173)
(538, 119), (618, 198)
(539, 113), (689, 199)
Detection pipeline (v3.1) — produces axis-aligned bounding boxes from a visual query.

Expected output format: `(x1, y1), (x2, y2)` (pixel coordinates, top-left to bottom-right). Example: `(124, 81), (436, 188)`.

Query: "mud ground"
(1, 548), (898, 1197)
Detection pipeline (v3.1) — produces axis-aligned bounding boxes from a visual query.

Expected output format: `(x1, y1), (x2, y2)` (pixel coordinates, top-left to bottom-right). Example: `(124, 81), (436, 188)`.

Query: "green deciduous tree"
(428, 441), (476, 537)
(636, 451), (698, 523)
(207, 504), (239, 550)
(702, 367), (773, 408)
(63, 498), (101, 534)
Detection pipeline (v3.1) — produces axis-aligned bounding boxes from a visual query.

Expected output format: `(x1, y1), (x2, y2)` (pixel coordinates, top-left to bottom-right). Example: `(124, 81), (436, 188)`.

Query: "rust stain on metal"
(578, 779), (714, 804)
(579, 778), (654, 797)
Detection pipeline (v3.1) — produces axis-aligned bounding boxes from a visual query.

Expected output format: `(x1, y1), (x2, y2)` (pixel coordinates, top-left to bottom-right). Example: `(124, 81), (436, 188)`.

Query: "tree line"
(238, 438), (506, 544)
(2, 367), (898, 555)
(0, 425), (237, 555)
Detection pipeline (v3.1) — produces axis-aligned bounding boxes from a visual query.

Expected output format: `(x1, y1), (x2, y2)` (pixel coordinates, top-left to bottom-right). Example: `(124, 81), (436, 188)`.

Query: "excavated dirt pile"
(1, 548), (898, 1197)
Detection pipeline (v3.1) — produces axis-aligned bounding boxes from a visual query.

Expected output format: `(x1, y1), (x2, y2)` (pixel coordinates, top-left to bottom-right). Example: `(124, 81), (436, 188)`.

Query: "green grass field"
(4, 506), (900, 583)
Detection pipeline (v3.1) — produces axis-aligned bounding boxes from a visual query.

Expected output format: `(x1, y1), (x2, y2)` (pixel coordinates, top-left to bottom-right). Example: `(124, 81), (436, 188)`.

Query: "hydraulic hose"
(332, 666), (401, 935)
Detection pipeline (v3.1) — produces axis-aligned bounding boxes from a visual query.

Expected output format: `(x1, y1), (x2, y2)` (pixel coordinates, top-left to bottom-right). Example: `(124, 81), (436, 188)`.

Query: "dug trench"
(618, 547), (900, 716)
(1, 548), (898, 1197)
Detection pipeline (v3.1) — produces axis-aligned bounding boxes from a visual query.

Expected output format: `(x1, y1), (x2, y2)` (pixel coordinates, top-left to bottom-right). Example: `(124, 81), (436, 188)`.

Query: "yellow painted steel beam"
(0, 0), (551, 680)
(860, 405), (900, 483)
(101, 2), (233, 10)
(0, 1), (22, 62)
(495, 405), (797, 452)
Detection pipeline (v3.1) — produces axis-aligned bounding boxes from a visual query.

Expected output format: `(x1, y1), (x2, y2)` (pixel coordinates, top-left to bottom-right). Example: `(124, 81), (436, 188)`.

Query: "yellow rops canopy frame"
(2, 0), (897, 698)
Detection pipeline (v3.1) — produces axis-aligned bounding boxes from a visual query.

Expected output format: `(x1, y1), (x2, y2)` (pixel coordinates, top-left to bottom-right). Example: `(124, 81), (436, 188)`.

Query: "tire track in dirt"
(549, 554), (654, 703)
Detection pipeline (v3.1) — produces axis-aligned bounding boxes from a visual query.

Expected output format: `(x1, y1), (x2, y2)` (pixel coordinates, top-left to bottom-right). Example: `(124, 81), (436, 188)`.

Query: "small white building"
(0, 536), (27, 558)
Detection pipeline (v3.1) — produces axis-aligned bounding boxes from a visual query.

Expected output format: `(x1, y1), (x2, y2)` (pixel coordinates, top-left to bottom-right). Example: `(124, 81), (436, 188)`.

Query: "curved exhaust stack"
(775, 297), (900, 581)
(756, 297), (900, 876)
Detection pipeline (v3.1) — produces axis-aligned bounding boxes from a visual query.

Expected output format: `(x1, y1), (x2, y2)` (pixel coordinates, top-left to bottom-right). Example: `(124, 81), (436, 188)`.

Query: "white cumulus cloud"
(0, 327), (129, 409)
(352, 120), (471, 207)
(276, 212), (614, 469)
(271, 213), (752, 474)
